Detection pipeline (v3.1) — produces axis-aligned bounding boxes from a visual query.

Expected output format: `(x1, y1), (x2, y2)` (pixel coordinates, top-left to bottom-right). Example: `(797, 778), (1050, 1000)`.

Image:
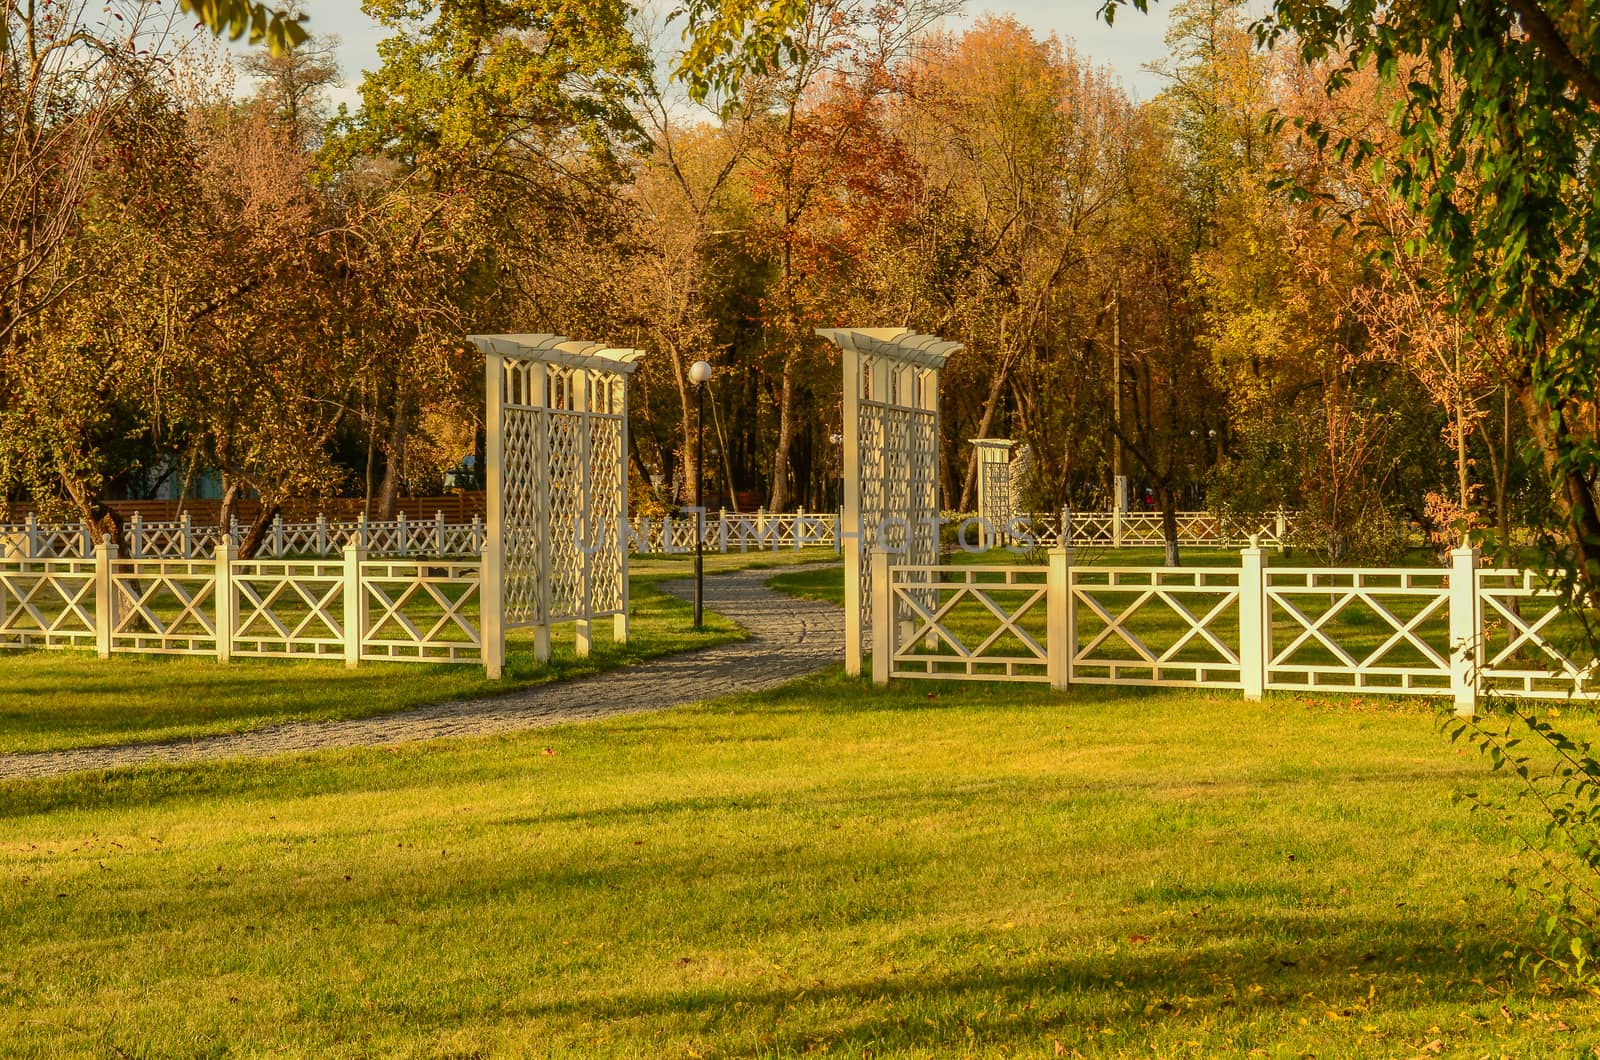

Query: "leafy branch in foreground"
(176, 0), (306, 54)
(1447, 702), (1600, 992)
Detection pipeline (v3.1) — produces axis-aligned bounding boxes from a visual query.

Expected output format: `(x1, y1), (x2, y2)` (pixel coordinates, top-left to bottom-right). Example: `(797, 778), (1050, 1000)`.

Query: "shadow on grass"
(498, 922), (1523, 1047)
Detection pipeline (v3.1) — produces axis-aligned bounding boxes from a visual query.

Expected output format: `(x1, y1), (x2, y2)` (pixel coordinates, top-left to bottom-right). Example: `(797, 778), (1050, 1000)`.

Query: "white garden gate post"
(972, 438), (1015, 548)
(1047, 545), (1072, 691)
(819, 328), (960, 677)
(471, 333), (645, 675)
(1239, 536), (1267, 701)
(342, 543), (365, 669)
(215, 539), (234, 662)
(94, 540), (116, 659)
(1449, 543), (1481, 716)
(870, 547), (892, 686)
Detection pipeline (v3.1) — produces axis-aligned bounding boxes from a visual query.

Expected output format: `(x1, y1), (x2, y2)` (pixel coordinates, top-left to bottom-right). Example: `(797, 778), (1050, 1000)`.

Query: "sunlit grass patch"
(2, 677), (1596, 1056)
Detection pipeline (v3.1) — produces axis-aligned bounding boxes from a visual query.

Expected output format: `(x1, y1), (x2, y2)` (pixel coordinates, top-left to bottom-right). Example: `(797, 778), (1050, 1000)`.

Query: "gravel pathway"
(0, 566), (842, 781)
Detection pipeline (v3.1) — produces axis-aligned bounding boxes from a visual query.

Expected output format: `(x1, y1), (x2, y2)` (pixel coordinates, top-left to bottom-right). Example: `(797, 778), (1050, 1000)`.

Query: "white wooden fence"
(0, 512), (489, 560)
(0, 544), (484, 667)
(1003, 508), (1293, 550)
(871, 543), (1600, 713)
(0, 507), (1299, 561)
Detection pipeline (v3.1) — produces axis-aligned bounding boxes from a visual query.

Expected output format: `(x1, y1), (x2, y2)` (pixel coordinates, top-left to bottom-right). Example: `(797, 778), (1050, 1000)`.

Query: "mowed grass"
(0, 578), (741, 756)
(3, 678), (1598, 1056)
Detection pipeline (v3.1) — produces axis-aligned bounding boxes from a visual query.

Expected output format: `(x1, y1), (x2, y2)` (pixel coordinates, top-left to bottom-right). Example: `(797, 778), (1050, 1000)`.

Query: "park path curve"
(0, 566), (843, 782)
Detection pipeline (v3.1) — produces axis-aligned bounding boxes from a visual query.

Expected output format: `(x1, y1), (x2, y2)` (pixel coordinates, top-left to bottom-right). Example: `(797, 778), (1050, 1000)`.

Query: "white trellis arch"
(470, 333), (645, 678)
(818, 327), (961, 676)
(973, 438), (1015, 547)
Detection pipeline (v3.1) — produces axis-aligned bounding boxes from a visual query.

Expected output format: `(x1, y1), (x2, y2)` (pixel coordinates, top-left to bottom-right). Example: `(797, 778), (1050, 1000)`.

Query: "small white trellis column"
(818, 327), (961, 677)
(972, 438), (1015, 548)
(470, 333), (645, 676)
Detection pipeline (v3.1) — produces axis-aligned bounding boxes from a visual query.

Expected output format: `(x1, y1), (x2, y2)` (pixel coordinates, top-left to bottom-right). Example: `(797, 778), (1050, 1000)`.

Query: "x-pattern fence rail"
(0, 546), (484, 668)
(1068, 567), (1243, 689)
(0, 508), (1304, 562)
(884, 565), (1050, 681)
(872, 545), (1600, 711)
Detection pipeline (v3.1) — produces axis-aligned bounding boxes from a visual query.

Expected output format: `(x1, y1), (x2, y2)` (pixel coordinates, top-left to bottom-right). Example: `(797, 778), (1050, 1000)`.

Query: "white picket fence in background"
(0, 512), (489, 561)
(0, 507), (1298, 561)
(870, 543), (1600, 713)
(1012, 508), (1293, 550)
(0, 544), (484, 667)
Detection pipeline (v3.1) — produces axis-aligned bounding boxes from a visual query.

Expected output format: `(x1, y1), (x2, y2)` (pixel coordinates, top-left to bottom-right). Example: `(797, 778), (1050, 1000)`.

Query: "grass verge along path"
(0, 577), (743, 756)
(0, 566), (843, 779)
(2, 679), (1594, 1056)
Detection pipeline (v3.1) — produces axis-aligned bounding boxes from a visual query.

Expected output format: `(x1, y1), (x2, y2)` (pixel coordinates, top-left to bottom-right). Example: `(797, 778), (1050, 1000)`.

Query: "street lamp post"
(689, 359), (713, 629)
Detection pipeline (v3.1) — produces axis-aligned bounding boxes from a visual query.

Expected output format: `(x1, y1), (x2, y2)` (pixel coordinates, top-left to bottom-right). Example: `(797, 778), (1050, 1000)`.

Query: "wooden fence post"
(343, 544), (365, 669)
(94, 540), (116, 659)
(1048, 545), (1072, 691)
(1450, 543), (1481, 717)
(358, 513), (369, 551)
(1239, 536), (1267, 702)
(871, 547), (892, 687)
(272, 514), (285, 558)
(316, 513), (329, 556)
(1275, 509), (1288, 554)
(25, 513), (36, 559)
(435, 511), (447, 555)
(130, 512), (143, 559)
(1111, 507), (1123, 549)
(180, 513), (193, 558)
(215, 539), (234, 663)
(480, 536), (504, 679)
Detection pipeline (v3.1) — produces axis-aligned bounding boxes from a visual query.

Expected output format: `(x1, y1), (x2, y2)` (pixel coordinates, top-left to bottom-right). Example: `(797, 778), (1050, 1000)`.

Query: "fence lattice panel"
(1069, 567), (1242, 687)
(887, 565), (1049, 681)
(1477, 569), (1600, 700)
(109, 560), (218, 655)
(360, 560), (482, 663)
(231, 561), (346, 658)
(1263, 568), (1451, 694)
(0, 559), (97, 649)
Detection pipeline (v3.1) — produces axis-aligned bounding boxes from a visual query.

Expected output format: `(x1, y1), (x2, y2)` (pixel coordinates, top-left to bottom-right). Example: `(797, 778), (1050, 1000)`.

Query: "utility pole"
(1112, 275), (1126, 514)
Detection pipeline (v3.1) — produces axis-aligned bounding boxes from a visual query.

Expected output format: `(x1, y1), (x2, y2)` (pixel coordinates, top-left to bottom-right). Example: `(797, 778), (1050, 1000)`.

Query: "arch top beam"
(815, 327), (962, 368)
(468, 333), (646, 374)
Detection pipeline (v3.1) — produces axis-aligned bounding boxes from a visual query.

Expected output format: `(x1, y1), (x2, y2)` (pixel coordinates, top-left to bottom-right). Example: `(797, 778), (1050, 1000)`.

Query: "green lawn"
(0, 578), (741, 756)
(3, 678), (1597, 1056)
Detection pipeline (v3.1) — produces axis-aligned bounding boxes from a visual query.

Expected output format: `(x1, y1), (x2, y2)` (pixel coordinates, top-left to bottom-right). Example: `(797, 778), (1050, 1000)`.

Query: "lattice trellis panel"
(818, 328), (961, 676)
(973, 439), (1015, 540)
(470, 334), (644, 676)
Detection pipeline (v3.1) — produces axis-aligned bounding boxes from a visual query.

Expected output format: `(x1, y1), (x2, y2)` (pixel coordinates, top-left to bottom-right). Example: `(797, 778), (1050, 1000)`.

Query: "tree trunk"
(770, 355), (796, 511)
(236, 502), (280, 561)
(1156, 482), (1181, 567)
(377, 398), (411, 520)
(959, 356), (1015, 512)
(216, 479), (240, 552)
(677, 372), (697, 508)
(1519, 385), (1600, 601)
